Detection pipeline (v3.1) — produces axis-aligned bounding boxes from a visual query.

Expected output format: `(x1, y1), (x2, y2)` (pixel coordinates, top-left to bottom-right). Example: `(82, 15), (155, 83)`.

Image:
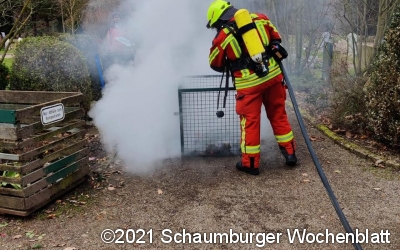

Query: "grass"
(35, 189), (94, 220)
(3, 57), (13, 69)
(1, 47), (14, 69)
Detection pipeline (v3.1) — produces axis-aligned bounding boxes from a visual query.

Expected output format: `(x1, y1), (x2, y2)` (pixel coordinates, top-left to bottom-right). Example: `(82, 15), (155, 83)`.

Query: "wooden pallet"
(0, 91), (90, 216)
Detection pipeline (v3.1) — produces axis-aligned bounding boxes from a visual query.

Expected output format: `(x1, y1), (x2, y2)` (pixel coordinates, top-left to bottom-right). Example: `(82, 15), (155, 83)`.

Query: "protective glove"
(268, 41), (288, 62)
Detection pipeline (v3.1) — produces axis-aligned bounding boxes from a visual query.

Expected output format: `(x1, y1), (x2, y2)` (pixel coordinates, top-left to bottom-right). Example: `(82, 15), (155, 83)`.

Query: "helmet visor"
(206, 20), (211, 29)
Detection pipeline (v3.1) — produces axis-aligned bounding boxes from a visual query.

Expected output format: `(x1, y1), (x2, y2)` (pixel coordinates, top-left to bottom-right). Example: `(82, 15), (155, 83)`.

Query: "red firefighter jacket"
(106, 26), (129, 52)
(209, 13), (283, 90)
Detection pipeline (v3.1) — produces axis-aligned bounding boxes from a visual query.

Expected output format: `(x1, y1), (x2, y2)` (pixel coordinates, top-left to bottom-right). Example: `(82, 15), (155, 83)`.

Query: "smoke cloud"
(89, 0), (279, 175)
(89, 0), (215, 174)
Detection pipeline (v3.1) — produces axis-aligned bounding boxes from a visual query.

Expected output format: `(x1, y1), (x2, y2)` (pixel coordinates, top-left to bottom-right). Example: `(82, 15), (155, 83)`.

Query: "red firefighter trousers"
(235, 74), (295, 169)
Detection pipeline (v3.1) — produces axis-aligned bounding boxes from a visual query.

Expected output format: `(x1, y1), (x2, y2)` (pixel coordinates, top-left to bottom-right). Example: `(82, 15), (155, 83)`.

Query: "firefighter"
(207, 0), (297, 175)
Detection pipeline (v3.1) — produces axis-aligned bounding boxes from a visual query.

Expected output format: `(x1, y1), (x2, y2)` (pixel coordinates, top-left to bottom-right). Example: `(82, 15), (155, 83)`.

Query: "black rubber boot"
(236, 161), (259, 175)
(279, 146), (297, 166)
(285, 153), (297, 166)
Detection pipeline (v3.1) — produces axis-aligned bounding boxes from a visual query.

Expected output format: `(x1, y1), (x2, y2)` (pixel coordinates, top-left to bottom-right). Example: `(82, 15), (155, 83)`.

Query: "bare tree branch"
(0, 0), (32, 63)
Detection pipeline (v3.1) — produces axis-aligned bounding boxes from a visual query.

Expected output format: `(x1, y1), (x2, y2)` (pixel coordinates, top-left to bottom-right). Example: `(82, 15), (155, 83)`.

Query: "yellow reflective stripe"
(235, 73), (258, 83)
(239, 116), (260, 154)
(268, 21), (279, 34)
(235, 64), (281, 90)
(240, 117), (246, 153)
(245, 145), (260, 154)
(209, 47), (220, 64)
(249, 14), (279, 36)
(268, 57), (277, 68)
(255, 21), (269, 45)
(220, 34), (242, 58)
(230, 38), (242, 58)
(221, 28), (234, 48)
(210, 28), (241, 64)
(258, 20), (279, 34)
(275, 131), (294, 143)
(240, 69), (251, 77)
(221, 35), (232, 49)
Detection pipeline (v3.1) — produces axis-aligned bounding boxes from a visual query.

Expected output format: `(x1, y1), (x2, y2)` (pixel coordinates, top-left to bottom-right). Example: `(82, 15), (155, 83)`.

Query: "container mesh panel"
(179, 75), (241, 156)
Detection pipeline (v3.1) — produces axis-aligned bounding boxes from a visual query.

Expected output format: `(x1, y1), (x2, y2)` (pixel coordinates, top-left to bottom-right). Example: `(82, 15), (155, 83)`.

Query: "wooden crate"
(0, 91), (90, 216)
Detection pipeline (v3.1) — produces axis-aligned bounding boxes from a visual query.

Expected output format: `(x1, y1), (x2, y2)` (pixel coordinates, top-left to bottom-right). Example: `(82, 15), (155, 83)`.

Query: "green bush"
(9, 36), (92, 111)
(292, 72), (331, 114)
(365, 12), (400, 146)
(0, 63), (9, 90)
(58, 34), (102, 101)
(330, 75), (368, 134)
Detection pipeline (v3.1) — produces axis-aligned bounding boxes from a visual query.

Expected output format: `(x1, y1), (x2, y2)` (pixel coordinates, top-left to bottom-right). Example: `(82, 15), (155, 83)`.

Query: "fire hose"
(215, 61), (363, 249)
(278, 60), (363, 250)
(213, 10), (363, 247)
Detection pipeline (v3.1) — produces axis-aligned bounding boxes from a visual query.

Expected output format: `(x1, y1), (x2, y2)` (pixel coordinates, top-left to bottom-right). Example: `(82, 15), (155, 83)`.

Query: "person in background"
(105, 12), (131, 52)
(206, 0), (297, 175)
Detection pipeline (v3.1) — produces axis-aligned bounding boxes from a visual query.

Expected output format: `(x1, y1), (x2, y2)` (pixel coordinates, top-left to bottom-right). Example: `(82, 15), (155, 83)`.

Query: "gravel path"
(0, 109), (399, 250)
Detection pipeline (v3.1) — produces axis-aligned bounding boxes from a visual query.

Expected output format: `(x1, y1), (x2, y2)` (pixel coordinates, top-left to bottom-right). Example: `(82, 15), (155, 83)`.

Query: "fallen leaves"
(26, 231), (35, 239)
(333, 128), (346, 134)
(37, 234), (46, 240)
(98, 157), (108, 163)
(301, 173), (310, 182)
(13, 234), (22, 239)
(321, 117), (331, 125)
(374, 159), (385, 168)
(310, 135), (325, 141)
(46, 214), (57, 219)
(65, 198), (88, 206)
(51, 243), (66, 247)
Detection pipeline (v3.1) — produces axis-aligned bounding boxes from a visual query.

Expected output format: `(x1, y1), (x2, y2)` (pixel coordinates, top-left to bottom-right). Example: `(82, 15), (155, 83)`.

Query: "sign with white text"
(40, 103), (65, 125)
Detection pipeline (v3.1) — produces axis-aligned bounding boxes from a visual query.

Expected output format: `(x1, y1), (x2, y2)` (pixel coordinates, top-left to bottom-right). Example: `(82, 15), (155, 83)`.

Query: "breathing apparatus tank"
(234, 9), (268, 75)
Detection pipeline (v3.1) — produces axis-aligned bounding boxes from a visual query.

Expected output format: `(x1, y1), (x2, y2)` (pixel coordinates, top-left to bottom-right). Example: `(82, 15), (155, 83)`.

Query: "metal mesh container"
(178, 75), (241, 157)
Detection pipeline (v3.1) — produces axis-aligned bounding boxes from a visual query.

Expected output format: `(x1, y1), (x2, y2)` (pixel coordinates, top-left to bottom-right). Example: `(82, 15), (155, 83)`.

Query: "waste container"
(0, 91), (89, 216)
(178, 75), (241, 157)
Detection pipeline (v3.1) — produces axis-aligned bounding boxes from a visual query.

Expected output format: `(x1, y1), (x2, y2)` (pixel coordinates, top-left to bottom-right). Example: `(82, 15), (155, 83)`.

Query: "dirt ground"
(0, 109), (400, 250)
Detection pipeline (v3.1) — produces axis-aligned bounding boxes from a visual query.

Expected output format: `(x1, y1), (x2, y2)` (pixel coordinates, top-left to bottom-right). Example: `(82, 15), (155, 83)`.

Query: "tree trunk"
(294, 3), (303, 75)
(60, 0), (65, 33)
(32, 14), (37, 36)
(0, 0), (32, 63)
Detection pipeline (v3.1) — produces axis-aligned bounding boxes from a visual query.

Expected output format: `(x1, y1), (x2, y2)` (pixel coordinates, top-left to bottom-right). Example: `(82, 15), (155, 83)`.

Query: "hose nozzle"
(216, 111), (225, 118)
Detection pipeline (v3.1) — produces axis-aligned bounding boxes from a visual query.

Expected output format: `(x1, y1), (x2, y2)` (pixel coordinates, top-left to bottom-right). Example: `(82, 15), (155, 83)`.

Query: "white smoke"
(89, 0), (214, 174)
